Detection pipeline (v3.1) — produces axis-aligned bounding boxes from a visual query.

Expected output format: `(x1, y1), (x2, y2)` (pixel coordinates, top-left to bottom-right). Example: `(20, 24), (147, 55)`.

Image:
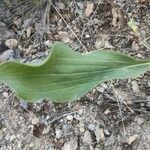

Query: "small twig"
(110, 82), (127, 134)
(51, 2), (88, 52)
(49, 111), (78, 124)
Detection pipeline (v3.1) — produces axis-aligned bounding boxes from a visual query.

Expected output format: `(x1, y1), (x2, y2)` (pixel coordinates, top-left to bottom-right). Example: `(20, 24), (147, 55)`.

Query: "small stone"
(88, 123), (96, 131)
(42, 126), (50, 134)
(95, 39), (104, 49)
(44, 40), (52, 47)
(90, 146), (94, 150)
(95, 144), (101, 150)
(58, 31), (70, 43)
(20, 101), (28, 110)
(26, 27), (32, 38)
(31, 116), (39, 125)
(85, 2), (94, 17)
(5, 39), (18, 49)
(78, 109), (84, 115)
(3, 92), (9, 98)
(79, 122), (85, 133)
(82, 130), (92, 145)
(77, 2), (84, 9)
(99, 128), (105, 141)
(131, 81), (140, 93)
(132, 41), (139, 51)
(66, 115), (74, 121)
(85, 34), (90, 38)
(97, 86), (105, 93)
(57, 2), (65, 10)
(95, 126), (105, 142)
(63, 139), (78, 150)
(9, 135), (15, 142)
(104, 109), (110, 115)
(55, 129), (63, 139)
(104, 129), (111, 136)
(126, 135), (138, 145)
(136, 117), (145, 125)
(104, 41), (114, 49)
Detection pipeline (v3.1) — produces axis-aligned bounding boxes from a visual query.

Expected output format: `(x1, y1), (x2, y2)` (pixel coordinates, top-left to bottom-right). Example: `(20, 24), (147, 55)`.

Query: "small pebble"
(97, 86), (105, 93)
(44, 40), (52, 47)
(42, 126), (50, 134)
(26, 27), (32, 38)
(104, 129), (111, 136)
(136, 117), (145, 125)
(82, 130), (92, 145)
(3, 92), (9, 98)
(95, 125), (105, 142)
(78, 109), (84, 115)
(5, 39), (18, 49)
(126, 135), (138, 145)
(55, 129), (63, 139)
(77, 2), (84, 9)
(31, 116), (39, 125)
(131, 81), (140, 93)
(104, 109), (110, 115)
(63, 139), (78, 150)
(88, 123), (96, 131)
(20, 101), (28, 110)
(79, 122), (85, 133)
(66, 115), (74, 121)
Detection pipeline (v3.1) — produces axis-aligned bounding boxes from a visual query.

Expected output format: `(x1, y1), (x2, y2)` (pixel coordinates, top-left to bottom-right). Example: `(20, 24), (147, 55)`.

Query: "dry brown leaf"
(85, 2), (94, 17)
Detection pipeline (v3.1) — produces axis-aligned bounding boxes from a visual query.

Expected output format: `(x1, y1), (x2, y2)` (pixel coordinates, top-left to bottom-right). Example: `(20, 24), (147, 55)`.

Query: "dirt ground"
(0, 0), (150, 150)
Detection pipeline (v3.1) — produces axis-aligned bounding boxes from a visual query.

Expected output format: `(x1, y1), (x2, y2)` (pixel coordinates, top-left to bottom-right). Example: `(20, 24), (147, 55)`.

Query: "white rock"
(104, 109), (110, 115)
(126, 135), (138, 145)
(3, 92), (9, 98)
(85, 34), (90, 38)
(58, 31), (70, 43)
(77, 2), (84, 9)
(136, 117), (145, 125)
(82, 131), (92, 145)
(97, 86), (105, 93)
(55, 129), (63, 139)
(5, 39), (18, 49)
(9, 135), (15, 142)
(95, 39), (104, 49)
(63, 139), (78, 150)
(44, 40), (52, 47)
(95, 126), (105, 142)
(79, 122), (85, 133)
(104, 129), (111, 136)
(88, 124), (96, 131)
(26, 27), (32, 38)
(85, 2), (94, 17)
(66, 115), (74, 121)
(31, 116), (39, 125)
(131, 81), (140, 93)
(78, 109), (84, 115)
(42, 126), (50, 134)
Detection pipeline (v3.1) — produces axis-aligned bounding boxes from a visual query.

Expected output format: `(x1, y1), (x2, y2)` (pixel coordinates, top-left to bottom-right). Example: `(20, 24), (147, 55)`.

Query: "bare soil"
(0, 0), (150, 150)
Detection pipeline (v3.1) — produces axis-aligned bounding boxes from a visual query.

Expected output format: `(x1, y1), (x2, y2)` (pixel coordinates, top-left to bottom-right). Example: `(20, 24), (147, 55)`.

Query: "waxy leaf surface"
(0, 42), (150, 102)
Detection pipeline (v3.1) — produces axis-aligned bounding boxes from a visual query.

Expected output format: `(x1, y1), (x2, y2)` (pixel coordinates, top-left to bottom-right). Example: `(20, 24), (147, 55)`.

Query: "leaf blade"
(0, 42), (150, 102)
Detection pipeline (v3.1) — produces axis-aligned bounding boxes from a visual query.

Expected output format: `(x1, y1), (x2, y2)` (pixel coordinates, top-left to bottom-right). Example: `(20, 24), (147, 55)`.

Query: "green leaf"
(0, 42), (150, 102)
